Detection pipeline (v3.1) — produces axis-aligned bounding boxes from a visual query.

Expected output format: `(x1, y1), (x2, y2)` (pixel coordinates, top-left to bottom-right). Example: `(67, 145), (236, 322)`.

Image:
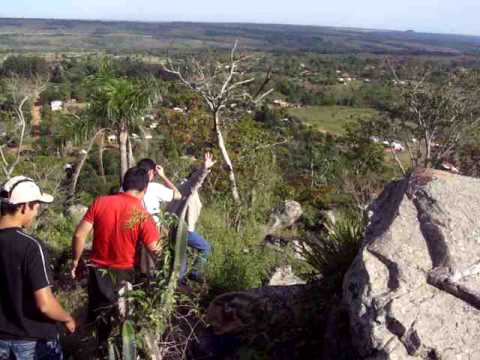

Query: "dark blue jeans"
(180, 231), (211, 279)
(0, 339), (62, 360)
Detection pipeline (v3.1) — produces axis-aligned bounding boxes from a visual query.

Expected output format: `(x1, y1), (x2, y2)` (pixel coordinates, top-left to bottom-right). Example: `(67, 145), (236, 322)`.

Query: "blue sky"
(1, 0), (479, 36)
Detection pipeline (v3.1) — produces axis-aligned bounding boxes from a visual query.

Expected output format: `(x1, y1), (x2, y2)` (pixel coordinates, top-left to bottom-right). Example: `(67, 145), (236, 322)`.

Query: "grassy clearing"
(288, 105), (377, 135)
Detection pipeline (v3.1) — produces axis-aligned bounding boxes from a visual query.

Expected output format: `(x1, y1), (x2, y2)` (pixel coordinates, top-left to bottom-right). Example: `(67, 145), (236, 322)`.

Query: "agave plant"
(301, 211), (365, 291)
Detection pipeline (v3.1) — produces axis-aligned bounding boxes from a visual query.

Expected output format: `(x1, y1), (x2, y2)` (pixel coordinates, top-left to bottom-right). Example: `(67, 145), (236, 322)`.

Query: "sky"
(1, 0), (480, 36)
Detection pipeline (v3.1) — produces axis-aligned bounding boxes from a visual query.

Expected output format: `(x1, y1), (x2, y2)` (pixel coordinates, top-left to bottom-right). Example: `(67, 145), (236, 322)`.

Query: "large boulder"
(343, 169), (480, 359)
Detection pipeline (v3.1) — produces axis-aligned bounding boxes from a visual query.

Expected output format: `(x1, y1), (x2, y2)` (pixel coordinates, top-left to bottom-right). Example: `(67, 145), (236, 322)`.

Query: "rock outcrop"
(343, 169), (480, 359)
(266, 200), (303, 236)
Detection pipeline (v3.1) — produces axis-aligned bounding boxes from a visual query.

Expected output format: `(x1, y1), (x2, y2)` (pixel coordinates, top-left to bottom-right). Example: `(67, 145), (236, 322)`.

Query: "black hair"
(0, 201), (38, 216)
(122, 167), (149, 192)
(0, 178), (39, 216)
(137, 158), (156, 172)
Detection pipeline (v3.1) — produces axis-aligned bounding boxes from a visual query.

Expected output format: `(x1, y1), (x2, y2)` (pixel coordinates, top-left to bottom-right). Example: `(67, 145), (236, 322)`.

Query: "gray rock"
(343, 169), (480, 359)
(268, 265), (306, 286)
(266, 200), (303, 235)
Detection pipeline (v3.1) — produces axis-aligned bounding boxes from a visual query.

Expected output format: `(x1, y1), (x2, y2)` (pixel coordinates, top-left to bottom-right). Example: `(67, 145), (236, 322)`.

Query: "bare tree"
(0, 76), (46, 180)
(384, 61), (480, 169)
(162, 42), (273, 203)
(68, 128), (106, 202)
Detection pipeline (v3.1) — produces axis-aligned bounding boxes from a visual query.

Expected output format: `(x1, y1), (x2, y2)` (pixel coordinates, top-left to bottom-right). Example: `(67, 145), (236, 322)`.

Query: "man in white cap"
(0, 176), (75, 360)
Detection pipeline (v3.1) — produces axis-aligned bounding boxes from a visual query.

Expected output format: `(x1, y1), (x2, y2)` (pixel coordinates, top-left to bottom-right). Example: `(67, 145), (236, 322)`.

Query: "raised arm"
(182, 152), (216, 198)
(156, 164), (181, 200)
(71, 220), (93, 279)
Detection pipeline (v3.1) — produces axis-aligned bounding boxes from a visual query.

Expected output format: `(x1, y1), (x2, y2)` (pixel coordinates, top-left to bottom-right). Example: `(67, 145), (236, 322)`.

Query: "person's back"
(0, 228), (57, 340)
(85, 192), (156, 269)
(0, 176), (75, 360)
(71, 167), (160, 352)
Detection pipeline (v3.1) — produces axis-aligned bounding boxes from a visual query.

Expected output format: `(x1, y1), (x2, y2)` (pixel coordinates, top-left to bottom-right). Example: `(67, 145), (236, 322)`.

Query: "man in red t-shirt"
(70, 167), (160, 348)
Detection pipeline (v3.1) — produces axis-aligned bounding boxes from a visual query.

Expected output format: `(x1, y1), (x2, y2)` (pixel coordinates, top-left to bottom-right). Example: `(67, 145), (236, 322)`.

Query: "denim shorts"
(0, 339), (63, 360)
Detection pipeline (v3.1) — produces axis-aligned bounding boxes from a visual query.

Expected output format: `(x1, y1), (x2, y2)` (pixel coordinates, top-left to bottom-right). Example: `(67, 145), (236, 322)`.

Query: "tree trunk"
(127, 137), (135, 168)
(68, 129), (105, 204)
(119, 124), (129, 182)
(424, 132), (432, 168)
(214, 112), (240, 204)
(98, 133), (106, 183)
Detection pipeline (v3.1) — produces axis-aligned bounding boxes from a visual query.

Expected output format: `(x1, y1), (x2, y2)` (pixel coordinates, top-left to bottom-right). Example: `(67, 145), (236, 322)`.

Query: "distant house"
(390, 141), (405, 152)
(273, 99), (292, 108)
(51, 100), (63, 111)
(107, 134), (117, 144)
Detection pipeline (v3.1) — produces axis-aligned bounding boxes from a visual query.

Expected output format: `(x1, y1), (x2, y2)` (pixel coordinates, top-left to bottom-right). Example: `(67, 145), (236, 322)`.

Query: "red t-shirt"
(83, 192), (158, 269)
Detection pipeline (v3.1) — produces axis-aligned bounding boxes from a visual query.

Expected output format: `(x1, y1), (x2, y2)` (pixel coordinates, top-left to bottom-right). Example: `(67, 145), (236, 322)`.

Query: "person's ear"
(20, 204), (27, 215)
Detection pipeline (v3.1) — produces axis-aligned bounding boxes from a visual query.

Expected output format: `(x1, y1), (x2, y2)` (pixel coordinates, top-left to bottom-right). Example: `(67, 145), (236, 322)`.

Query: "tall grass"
(198, 204), (280, 294)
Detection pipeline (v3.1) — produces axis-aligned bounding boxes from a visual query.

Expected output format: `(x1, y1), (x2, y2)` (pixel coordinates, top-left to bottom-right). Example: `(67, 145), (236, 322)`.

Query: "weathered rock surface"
(343, 169), (480, 359)
(266, 200), (303, 235)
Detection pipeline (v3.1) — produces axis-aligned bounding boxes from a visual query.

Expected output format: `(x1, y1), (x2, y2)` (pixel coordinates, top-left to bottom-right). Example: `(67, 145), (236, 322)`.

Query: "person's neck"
(0, 216), (23, 230)
(125, 190), (144, 200)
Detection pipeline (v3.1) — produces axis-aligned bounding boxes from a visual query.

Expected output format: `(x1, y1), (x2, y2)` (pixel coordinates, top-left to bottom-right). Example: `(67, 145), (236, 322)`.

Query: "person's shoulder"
(147, 182), (173, 195)
(15, 229), (45, 251)
(94, 193), (123, 204)
(147, 182), (168, 191)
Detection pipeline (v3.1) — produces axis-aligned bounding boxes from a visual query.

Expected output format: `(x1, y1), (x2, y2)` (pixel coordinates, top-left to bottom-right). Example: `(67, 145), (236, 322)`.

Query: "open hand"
(203, 152), (216, 170)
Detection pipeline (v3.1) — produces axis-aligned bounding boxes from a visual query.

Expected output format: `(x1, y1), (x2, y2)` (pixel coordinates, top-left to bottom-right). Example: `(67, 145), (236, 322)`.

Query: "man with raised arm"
(136, 158), (182, 224)
(167, 153), (216, 283)
(0, 176), (75, 360)
(71, 167), (160, 350)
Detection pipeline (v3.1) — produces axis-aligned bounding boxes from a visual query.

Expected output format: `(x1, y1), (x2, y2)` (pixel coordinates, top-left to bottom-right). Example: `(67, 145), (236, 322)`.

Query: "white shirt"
(143, 182), (174, 221)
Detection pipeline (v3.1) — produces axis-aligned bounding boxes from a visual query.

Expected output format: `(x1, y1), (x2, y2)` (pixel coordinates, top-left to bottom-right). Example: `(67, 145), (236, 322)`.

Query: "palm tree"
(86, 68), (159, 180)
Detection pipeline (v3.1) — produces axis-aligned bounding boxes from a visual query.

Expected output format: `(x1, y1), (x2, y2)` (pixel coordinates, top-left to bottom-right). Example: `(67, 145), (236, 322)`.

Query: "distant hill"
(0, 18), (479, 55)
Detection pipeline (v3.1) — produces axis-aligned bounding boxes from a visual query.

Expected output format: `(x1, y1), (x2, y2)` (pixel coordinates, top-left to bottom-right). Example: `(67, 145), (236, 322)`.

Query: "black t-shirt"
(0, 227), (58, 340)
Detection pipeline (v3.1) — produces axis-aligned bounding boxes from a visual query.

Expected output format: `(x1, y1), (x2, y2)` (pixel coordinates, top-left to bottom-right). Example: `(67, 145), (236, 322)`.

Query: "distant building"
(107, 134), (117, 144)
(273, 99), (292, 108)
(51, 100), (63, 111)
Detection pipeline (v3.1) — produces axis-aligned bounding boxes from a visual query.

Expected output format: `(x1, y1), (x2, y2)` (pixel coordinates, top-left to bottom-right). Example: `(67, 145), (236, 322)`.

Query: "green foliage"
(199, 204), (279, 293)
(1, 55), (49, 78)
(121, 320), (137, 360)
(86, 68), (159, 129)
(288, 106), (378, 135)
(302, 211), (365, 292)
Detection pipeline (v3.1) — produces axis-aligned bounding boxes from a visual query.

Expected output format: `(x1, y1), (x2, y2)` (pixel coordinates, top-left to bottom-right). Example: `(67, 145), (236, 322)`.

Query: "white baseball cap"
(1, 176), (54, 205)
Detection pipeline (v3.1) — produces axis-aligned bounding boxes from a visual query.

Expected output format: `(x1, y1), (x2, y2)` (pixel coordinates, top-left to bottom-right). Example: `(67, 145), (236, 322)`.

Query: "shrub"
(301, 211), (364, 293)
(199, 204), (280, 295)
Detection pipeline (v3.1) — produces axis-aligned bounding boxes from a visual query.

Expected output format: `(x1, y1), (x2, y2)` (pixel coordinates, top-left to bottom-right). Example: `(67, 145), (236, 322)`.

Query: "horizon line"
(1, 16), (479, 38)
